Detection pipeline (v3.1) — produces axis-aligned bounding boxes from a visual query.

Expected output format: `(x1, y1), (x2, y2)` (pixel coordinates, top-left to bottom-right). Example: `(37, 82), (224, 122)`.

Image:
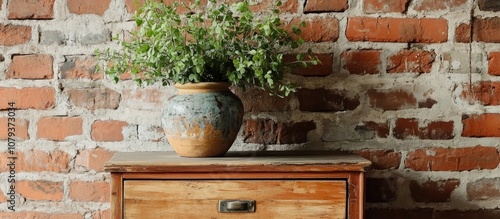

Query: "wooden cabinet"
(105, 151), (371, 219)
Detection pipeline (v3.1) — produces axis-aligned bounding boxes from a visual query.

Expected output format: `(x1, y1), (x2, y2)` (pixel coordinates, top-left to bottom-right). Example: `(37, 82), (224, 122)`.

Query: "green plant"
(96, 0), (317, 96)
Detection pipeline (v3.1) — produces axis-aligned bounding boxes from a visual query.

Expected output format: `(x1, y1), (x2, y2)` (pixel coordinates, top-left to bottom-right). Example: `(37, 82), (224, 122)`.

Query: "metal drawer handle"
(218, 200), (256, 213)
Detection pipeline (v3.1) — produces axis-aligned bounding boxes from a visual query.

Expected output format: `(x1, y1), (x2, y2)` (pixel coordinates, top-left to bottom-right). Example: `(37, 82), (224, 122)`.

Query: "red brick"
(346, 17), (448, 43)
(8, 0), (54, 19)
(473, 18), (500, 42)
(67, 88), (120, 110)
(284, 53), (333, 76)
(366, 208), (434, 219)
(354, 150), (401, 170)
(0, 87), (55, 110)
(0, 24), (31, 46)
(368, 89), (417, 110)
(277, 121), (316, 144)
(455, 23), (471, 43)
(418, 98), (437, 108)
(92, 210), (110, 219)
(363, 0), (408, 13)
(0, 117), (29, 140)
(233, 87), (291, 112)
(478, 0), (500, 12)
(462, 114), (500, 137)
(279, 0), (299, 13)
(244, 119), (277, 144)
(366, 178), (397, 202)
(488, 52), (500, 75)
(405, 146), (500, 171)
(410, 179), (459, 202)
(413, 0), (467, 11)
(37, 117), (83, 141)
(91, 120), (128, 142)
(69, 181), (110, 202)
(125, 0), (153, 13)
(116, 72), (132, 81)
(243, 119), (316, 144)
(75, 147), (115, 172)
(467, 178), (500, 200)
(6, 54), (53, 79)
(61, 56), (103, 80)
(388, 49), (436, 73)
(394, 118), (454, 140)
(342, 50), (381, 75)
(67, 0), (111, 16)
(0, 212), (83, 219)
(463, 81), (500, 105)
(434, 210), (500, 219)
(289, 17), (339, 42)
(117, 70), (145, 81)
(15, 150), (71, 172)
(304, 0), (347, 12)
(297, 88), (360, 112)
(17, 180), (63, 201)
(354, 121), (390, 139)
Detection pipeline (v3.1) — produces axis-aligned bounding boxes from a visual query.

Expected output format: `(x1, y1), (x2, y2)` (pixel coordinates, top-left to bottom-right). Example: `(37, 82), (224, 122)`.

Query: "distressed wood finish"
(110, 174), (123, 219)
(105, 151), (371, 219)
(105, 151), (371, 173)
(124, 180), (347, 219)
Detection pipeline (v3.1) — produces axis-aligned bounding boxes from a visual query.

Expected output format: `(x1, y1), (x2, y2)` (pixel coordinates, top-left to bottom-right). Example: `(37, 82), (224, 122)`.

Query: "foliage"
(96, 0), (317, 96)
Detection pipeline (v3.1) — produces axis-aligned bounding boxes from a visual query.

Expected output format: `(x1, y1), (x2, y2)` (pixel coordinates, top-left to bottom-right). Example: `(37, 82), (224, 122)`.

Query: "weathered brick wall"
(1, 0), (500, 218)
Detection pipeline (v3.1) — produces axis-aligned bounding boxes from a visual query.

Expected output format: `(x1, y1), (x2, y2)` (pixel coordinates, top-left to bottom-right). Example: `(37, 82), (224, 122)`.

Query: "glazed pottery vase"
(162, 82), (244, 157)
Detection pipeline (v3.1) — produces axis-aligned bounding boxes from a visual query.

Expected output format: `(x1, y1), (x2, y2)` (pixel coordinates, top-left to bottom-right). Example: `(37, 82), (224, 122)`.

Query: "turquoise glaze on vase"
(162, 82), (244, 157)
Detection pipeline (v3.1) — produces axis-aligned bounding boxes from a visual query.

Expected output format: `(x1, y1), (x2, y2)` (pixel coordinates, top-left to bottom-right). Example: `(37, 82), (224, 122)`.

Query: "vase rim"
(175, 82), (231, 94)
(175, 82), (230, 89)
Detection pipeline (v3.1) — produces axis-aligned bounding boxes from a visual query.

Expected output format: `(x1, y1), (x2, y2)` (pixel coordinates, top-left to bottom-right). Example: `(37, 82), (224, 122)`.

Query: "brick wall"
(1, 0), (500, 218)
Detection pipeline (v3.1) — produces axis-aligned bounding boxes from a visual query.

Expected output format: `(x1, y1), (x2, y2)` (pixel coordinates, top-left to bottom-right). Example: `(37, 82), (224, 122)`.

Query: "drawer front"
(124, 180), (347, 219)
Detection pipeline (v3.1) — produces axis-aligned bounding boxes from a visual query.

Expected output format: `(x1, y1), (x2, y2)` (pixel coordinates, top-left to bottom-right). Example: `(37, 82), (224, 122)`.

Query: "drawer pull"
(218, 200), (256, 213)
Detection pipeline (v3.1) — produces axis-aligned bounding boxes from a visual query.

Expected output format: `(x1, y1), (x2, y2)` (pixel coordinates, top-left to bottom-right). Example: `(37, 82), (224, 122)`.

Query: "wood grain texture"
(124, 180), (347, 219)
(105, 151), (371, 173)
(348, 172), (364, 219)
(110, 174), (123, 219)
(120, 172), (353, 180)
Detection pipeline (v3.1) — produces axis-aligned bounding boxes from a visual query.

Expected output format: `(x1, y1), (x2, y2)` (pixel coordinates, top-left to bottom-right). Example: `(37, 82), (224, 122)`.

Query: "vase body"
(162, 82), (244, 157)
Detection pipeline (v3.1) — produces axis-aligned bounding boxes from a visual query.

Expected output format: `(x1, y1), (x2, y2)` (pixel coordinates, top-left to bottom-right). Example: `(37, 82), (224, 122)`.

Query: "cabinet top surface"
(105, 151), (371, 173)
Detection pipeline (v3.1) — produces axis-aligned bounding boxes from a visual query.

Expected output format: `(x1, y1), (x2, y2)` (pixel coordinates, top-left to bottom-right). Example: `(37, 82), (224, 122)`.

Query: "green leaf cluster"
(96, 0), (317, 96)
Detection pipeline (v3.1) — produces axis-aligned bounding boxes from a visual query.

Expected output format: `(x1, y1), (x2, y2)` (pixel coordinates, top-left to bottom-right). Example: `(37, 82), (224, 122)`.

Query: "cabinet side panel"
(111, 173), (123, 219)
(348, 173), (364, 219)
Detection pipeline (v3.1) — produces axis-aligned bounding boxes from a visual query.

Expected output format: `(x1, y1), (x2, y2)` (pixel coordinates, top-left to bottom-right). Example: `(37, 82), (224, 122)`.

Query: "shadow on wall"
(365, 172), (500, 218)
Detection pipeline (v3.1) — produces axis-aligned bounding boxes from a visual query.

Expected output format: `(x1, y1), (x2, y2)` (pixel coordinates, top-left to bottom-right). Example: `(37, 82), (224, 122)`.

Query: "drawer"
(123, 180), (347, 219)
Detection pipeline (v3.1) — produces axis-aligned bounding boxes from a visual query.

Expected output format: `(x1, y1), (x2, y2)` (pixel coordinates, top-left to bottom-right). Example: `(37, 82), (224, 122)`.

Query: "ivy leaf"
(292, 26), (301, 35)
(136, 18), (144, 26)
